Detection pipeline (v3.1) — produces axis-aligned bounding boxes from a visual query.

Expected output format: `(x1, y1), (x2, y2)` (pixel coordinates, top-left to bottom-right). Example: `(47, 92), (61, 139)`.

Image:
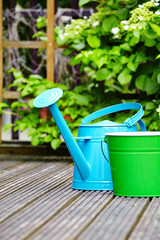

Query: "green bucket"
(105, 132), (160, 197)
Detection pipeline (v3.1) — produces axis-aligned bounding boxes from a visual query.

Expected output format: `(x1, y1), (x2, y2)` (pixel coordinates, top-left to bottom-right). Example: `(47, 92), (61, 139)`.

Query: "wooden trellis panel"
(0, 0), (55, 142)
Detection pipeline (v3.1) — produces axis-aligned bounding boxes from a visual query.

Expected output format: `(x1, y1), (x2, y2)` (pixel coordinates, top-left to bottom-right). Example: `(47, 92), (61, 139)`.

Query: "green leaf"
(157, 73), (160, 83)
(74, 85), (85, 93)
(28, 127), (36, 136)
(144, 38), (156, 47)
(29, 74), (43, 80)
(145, 102), (155, 110)
(150, 23), (160, 36)
(3, 123), (14, 132)
(120, 43), (131, 51)
(102, 15), (118, 32)
(37, 16), (47, 29)
(120, 56), (128, 64)
(146, 78), (159, 95)
(135, 75), (150, 91)
(63, 48), (74, 56)
(156, 42), (160, 51)
(144, 29), (158, 39)
(79, 0), (92, 7)
(135, 51), (147, 63)
(75, 94), (89, 106)
(109, 46), (120, 56)
(113, 63), (122, 74)
(96, 68), (111, 81)
(130, 36), (139, 46)
(31, 135), (40, 146)
(0, 102), (9, 109)
(117, 68), (132, 85)
(127, 61), (138, 72)
(44, 135), (53, 143)
(156, 54), (160, 60)
(87, 35), (101, 48)
(19, 123), (28, 131)
(71, 42), (85, 51)
(133, 30), (140, 39)
(51, 139), (62, 150)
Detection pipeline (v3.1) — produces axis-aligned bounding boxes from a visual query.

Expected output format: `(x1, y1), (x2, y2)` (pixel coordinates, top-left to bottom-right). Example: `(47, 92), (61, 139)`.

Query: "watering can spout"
(33, 88), (91, 180)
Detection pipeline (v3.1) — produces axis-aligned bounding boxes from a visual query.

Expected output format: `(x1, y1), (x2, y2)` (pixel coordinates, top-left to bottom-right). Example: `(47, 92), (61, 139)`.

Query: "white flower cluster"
(151, 0), (160, 6)
(111, 27), (119, 34)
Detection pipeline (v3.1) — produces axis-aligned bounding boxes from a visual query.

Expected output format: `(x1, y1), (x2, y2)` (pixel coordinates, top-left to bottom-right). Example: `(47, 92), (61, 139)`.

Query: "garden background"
(0, 0), (160, 151)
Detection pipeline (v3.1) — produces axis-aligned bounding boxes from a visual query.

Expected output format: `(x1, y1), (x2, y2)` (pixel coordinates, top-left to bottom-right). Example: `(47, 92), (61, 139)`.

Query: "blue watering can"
(33, 88), (146, 191)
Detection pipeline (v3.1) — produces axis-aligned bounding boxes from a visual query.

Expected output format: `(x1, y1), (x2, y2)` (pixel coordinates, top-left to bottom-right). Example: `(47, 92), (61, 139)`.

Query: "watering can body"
(33, 88), (146, 191)
(73, 121), (138, 190)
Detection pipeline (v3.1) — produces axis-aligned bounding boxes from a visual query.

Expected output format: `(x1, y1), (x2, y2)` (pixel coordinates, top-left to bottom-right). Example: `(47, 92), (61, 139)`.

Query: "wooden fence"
(0, 0), (96, 143)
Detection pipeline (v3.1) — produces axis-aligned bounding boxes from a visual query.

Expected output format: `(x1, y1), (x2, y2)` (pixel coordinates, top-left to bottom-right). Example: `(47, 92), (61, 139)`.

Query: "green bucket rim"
(105, 131), (160, 137)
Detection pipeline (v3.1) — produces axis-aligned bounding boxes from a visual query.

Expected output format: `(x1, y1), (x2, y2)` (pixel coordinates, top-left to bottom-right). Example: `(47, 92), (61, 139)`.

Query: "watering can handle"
(81, 102), (145, 129)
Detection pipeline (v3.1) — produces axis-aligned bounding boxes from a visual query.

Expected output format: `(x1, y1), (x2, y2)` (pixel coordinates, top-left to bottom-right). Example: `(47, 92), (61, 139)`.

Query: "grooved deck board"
(0, 165), (73, 221)
(0, 181), (82, 240)
(129, 198), (160, 240)
(0, 161), (69, 195)
(0, 160), (24, 170)
(78, 197), (150, 240)
(27, 190), (113, 240)
(0, 157), (160, 240)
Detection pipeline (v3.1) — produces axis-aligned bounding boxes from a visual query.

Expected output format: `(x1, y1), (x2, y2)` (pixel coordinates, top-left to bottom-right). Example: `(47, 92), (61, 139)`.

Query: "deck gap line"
(24, 192), (84, 240)
(0, 176), (73, 224)
(124, 197), (150, 240)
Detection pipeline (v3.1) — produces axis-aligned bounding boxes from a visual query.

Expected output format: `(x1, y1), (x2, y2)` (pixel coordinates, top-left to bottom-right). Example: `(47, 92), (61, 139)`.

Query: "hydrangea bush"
(1, 0), (160, 151)
(55, 0), (160, 130)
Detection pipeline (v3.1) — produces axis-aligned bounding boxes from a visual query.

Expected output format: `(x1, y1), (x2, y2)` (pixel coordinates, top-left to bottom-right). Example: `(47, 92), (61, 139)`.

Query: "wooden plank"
(78, 197), (150, 240)
(1, 161), (69, 196)
(0, 160), (24, 170)
(0, 164), (73, 221)
(46, 0), (55, 82)
(0, 181), (82, 240)
(27, 191), (113, 240)
(129, 198), (160, 240)
(0, 161), (44, 182)
(3, 41), (46, 49)
(0, 0), (3, 143)
(2, 90), (20, 99)
(3, 40), (62, 49)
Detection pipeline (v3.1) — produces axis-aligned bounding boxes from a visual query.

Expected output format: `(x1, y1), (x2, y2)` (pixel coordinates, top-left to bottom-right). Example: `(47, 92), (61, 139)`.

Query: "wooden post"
(46, 0), (54, 82)
(29, 0), (39, 74)
(0, 0), (3, 143)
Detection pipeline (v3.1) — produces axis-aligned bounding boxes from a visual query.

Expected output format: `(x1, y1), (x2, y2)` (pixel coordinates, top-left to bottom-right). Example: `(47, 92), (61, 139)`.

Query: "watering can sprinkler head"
(33, 88), (91, 181)
(33, 88), (63, 108)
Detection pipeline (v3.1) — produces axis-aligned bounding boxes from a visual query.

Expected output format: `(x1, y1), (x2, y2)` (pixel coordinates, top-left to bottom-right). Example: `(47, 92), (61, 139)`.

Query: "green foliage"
(53, 0), (160, 130)
(2, 0), (160, 151)
(1, 68), (121, 149)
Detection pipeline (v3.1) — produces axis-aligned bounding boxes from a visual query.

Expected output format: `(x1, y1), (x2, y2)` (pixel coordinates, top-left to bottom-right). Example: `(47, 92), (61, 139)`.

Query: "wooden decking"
(0, 155), (160, 240)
